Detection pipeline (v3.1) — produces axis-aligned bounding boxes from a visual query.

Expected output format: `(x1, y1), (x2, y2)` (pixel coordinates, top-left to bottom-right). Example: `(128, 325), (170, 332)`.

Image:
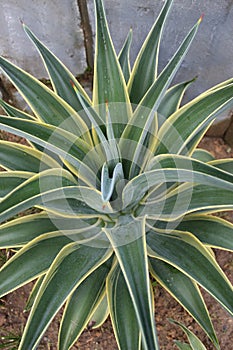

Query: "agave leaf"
(123, 154), (233, 209)
(0, 99), (36, 120)
(149, 258), (219, 348)
(177, 214), (233, 251)
(155, 83), (233, 155)
(105, 103), (121, 161)
(148, 153), (232, 179)
(209, 159), (233, 174)
(174, 341), (192, 350)
(23, 24), (92, 114)
(0, 56), (92, 143)
(18, 243), (112, 350)
(71, 85), (105, 126)
(93, 0), (131, 138)
(147, 230), (233, 316)
(104, 216), (158, 350)
(118, 29), (133, 83)
(192, 149), (215, 162)
(120, 17), (201, 178)
(39, 186), (113, 217)
(136, 184), (233, 220)
(0, 116), (100, 185)
(101, 162), (124, 202)
(128, 0), (174, 104)
(170, 319), (207, 350)
(0, 175), (112, 223)
(205, 76), (233, 92)
(25, 275), (44, 312)
(0, 211), (98, 248)
(185, 122), (215, 157)
(134, 17), (201, 118)
(0, 141), (60, 171)
(0, 169), (78, 223)
(59, 258), (112, 350)
(0, 213), (54, 248)
(107, 263), (141, 350)
(0, 171), (33, 197)
(158, 78), (196, 125)
(74, 92), (121, 164)
(0, 233), (73, 297)
(89, 293), (109, 329)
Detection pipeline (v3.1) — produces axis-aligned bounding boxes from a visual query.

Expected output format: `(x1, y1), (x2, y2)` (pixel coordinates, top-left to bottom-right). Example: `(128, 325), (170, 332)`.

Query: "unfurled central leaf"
(101, 162), (124, 203)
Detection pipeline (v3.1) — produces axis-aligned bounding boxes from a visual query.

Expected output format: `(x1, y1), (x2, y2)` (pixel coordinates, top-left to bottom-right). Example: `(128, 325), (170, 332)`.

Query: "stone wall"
(1, 0), (233, 140)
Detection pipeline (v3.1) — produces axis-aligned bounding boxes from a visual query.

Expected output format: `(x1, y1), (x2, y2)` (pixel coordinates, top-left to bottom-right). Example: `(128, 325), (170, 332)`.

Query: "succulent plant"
(171, 319), (209, 350)
(0, 0), (233, 349)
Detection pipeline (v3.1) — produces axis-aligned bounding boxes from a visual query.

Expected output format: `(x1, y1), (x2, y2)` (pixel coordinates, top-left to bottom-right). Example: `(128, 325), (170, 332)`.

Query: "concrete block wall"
(1, 0), (233, 141)
(0, 0), (86, 78)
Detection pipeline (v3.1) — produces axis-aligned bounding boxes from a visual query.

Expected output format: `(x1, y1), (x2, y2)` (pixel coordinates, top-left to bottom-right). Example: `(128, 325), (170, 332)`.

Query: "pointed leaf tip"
(198, 13), (204, 24)
(70, 80), (78, 93)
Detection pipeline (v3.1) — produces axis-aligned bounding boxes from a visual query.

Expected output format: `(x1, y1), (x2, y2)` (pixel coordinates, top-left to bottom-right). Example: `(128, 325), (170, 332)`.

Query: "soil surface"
(0, 136), (232, 350)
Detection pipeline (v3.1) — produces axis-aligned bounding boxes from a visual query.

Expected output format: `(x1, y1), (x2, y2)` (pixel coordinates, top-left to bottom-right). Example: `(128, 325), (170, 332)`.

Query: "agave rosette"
(0, 0), (233, 349)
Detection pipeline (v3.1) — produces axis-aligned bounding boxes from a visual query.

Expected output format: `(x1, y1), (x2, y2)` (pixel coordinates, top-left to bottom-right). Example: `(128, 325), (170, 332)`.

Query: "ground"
(0, 136), (232, 350)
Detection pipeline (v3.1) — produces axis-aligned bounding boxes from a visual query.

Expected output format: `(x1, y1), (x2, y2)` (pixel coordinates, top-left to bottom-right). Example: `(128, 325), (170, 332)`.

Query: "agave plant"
(0, 0), (233, 349)
(171, 319), (209, 350)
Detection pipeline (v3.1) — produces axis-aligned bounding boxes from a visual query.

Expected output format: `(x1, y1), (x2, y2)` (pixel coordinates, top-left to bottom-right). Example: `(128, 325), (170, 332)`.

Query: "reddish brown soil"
(0, 136), (232, 350)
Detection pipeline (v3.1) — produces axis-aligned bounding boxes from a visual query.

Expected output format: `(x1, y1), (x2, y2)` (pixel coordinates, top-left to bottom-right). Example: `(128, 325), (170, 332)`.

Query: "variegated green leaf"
(174, 341), (192, 350)
(0, 233), (72, 297)
(192, 149), (215, 162)
(147, 230), (233, 315)
(204, 76), (233, 92)
(0, 116), (100, 185)
(88, 293), (109, 329)
(0, 169), (77, 223)
(0, 211), (98, 248)
(170, 319), (207, 350)
(18, 243), (112, 350)
(177, 214), (233, 251)
(59, 258), (112, 350)
(0, 56), (92, 143)
(128, 0), (174, 104)
(104, 216), (158, 350)
(120, 17), (202, 178)
(39, 186), (113, 217)
(23, 24), (92, 116)
(0, 213), (52, 248)
(136, 184), (233, 220)
(209, 158), (233, 174)
(155, 83), (233, 155)
(72, 91), (120, 164)
(118, 29), (132, 83)
(158, 78), (196, 125)
(0, 98), (35, 120)
(186, 123), (214, 157)
(24, 275), (44, 312)
(93, 0), (131, 138)
(0, 171), (33, 197)
(107, 263), (141, 350)
(0, 141), (60, 171)
(123, 154), (233, 209)
(149, 258), (219, 348)
(0, 174), (112, 224)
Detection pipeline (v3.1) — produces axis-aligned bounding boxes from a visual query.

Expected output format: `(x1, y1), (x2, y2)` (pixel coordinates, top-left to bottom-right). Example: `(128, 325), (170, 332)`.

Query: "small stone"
(206, 112), (232, 137)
